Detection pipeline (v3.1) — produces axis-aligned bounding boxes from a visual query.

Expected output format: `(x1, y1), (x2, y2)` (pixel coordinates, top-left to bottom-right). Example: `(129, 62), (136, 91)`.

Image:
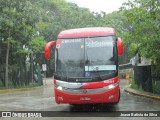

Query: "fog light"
(109, 94), (114, 99)
(58, 96), (63, 101)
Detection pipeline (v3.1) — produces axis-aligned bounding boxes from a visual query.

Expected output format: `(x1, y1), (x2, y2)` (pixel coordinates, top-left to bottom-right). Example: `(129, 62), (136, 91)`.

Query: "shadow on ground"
(69, 104), (118, 112)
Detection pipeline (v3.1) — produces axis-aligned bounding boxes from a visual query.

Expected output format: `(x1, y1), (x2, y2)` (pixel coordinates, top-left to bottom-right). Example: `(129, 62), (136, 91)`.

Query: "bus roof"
(58, 27), (116, 38)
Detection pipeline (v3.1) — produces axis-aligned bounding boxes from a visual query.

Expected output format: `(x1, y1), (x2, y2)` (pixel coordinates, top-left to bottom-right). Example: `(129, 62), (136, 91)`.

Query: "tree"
(0, 0), (130, 88)
(0, 0), (46, 88)
(121, 0), (160, 79)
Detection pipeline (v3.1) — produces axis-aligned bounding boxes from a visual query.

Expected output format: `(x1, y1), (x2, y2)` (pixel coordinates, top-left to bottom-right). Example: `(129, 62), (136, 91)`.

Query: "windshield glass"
(55, 36), (117, 81)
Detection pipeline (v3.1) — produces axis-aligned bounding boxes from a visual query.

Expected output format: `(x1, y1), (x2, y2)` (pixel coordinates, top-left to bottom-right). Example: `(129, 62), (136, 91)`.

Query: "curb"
(0, 85), (43, 93)
(124, 86), (160, 100)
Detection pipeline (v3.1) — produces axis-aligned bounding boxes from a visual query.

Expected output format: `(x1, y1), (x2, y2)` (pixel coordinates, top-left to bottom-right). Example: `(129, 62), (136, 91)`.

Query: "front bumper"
(54, 86), (120, 104)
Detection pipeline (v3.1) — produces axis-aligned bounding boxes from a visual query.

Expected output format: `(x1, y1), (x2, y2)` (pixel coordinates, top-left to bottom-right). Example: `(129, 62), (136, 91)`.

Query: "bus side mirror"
(44, 41), (56, 60)
(117, 37), (124, 55)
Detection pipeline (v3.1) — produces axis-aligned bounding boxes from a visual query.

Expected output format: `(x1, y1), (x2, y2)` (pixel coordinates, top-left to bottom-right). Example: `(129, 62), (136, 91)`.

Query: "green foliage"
(152, 80), (160, 94)
(29, 36), (46, 54)
(130, 78), (160, 94)
(121, 0), (160, 79)
(130, 78), (143, 91)
(0, 0), (130, 88)
(0, 0), (45, 88)
(0, 82), (41, 90)
(121, 0), (160, 56)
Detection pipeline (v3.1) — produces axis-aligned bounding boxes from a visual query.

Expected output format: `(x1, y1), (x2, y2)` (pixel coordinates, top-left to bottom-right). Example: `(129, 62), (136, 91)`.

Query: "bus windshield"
(55, 36), (117, 82)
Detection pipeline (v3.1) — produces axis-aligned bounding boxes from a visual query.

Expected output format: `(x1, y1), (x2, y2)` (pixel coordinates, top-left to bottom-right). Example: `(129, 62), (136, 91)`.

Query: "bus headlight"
(103, 82), (119, 90)
(57, 86), (63, 91)
(108, 84), (115, 89)
(108, 82), (119, 89)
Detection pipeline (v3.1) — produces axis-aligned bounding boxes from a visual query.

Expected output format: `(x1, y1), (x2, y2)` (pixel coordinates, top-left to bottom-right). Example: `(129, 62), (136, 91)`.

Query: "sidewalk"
(124, 86), (160, 100)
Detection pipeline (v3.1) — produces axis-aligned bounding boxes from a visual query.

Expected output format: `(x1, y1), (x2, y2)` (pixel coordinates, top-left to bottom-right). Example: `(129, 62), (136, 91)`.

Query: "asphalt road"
(0, 78), (160, 120)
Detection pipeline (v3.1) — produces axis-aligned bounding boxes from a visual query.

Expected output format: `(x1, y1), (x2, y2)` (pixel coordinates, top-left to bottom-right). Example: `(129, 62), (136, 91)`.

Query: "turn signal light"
(58, 96), (63, 101)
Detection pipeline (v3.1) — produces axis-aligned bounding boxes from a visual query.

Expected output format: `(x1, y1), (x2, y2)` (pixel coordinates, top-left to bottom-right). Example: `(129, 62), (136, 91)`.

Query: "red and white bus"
(44, 27), (124, 104)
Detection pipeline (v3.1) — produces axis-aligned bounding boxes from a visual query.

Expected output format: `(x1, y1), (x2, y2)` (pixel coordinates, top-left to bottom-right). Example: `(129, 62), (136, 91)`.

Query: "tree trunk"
(30, 53), (34, 83)
(5, 41), (10, 89)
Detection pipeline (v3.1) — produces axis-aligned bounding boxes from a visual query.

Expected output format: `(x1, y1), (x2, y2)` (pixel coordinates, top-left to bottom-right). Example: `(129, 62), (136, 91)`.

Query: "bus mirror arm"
(44, 41), (56, 60)
(117, 37), (124, 55)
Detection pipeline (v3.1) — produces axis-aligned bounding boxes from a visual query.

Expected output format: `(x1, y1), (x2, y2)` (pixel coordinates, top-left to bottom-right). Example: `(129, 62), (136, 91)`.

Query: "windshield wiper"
(90, 64), (103, 81)
(85, 45), (103, 81)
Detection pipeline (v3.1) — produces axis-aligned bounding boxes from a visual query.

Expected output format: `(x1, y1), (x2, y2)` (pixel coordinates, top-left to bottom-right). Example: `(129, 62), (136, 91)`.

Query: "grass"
(0, 82), (42, 90)
(129, 78), (143, 91)
(129, 78), (160, 94)
(152, 80), (160, 94)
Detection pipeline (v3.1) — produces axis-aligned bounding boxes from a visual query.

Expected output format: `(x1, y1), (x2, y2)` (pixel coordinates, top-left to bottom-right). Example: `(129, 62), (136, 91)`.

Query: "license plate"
(80, 97), (91, 101)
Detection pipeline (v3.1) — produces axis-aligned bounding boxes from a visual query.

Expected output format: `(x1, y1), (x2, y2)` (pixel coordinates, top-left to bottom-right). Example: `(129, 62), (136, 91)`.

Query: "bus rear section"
(44, 27), (124, 104)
